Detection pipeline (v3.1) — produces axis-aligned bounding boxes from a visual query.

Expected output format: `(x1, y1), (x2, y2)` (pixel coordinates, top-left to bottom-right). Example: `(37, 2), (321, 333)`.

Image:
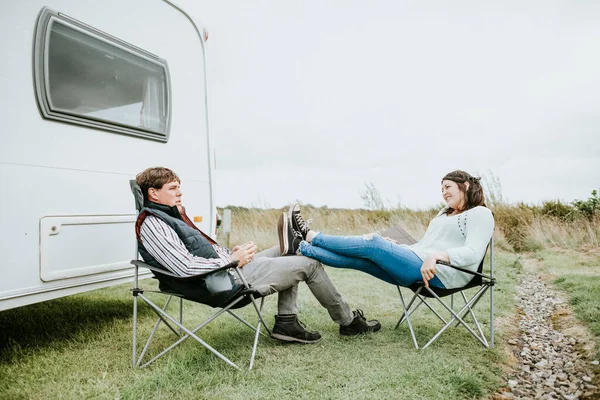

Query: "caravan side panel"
(0, 1), (215, 311)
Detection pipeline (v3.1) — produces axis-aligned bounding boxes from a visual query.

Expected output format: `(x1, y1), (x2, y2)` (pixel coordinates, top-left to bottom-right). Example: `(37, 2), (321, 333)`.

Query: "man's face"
(149, 180), (182, 207)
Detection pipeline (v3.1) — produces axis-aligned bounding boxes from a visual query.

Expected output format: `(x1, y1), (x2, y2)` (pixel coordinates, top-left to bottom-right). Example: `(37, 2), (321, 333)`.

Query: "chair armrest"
(131, 260), (240, 282)
(436, 260), (493, 281)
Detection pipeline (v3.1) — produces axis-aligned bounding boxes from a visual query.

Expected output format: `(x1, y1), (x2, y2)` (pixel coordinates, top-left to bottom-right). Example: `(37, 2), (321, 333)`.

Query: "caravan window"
(33, 8), (171, 141)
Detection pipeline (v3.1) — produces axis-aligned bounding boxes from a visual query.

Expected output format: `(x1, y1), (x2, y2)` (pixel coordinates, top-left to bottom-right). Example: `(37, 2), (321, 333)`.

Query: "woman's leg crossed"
(312, 233), (445, 288)
(299, 241), (396, 284)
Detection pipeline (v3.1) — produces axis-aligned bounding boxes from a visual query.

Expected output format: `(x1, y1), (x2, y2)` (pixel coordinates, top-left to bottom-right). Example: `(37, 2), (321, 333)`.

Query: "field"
(0, 200), (598, 399)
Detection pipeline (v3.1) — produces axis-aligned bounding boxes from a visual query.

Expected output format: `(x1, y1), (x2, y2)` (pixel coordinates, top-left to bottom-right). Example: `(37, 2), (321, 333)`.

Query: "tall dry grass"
(216, 206), (439, 251)
(527, 217), (600, 251)
(217, 202), (599, 255)
(492, 204), (600, 252)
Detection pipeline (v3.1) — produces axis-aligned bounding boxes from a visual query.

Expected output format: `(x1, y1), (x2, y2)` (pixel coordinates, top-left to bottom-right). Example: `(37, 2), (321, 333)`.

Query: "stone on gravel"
(494, 270), (598, 399)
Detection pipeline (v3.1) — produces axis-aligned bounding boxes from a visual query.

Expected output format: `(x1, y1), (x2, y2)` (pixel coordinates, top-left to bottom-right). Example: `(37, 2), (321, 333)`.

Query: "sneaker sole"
(278, 213), (289, 255)
(271, 333), (323, 344)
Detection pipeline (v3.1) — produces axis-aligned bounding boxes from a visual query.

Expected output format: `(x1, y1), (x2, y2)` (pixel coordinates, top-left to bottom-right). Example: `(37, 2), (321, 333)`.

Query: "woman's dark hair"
(442, 170), (486, 214)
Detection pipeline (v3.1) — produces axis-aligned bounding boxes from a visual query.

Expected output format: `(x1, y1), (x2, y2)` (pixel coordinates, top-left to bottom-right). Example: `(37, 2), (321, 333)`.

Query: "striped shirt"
(139, 215), (232, 276)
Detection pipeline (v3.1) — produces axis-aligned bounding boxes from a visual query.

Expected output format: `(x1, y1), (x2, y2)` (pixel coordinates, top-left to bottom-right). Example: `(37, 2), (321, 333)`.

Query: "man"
(135, 167), (380, 344)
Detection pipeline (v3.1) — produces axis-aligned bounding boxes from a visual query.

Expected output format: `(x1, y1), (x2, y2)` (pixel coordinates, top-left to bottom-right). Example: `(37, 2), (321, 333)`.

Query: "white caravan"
(0, 1), (217, 311)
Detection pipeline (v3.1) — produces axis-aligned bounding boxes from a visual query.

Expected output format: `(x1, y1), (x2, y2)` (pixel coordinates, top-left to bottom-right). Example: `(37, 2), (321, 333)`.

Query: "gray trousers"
(239, 246), (354, 326)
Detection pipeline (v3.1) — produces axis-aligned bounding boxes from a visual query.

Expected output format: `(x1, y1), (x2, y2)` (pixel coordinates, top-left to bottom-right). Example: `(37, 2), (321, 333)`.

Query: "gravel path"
(496, 262), (599, 400)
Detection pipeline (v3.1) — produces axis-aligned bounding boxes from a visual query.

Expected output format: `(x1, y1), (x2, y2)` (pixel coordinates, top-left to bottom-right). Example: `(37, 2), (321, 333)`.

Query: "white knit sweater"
(406, 206), (494, 289)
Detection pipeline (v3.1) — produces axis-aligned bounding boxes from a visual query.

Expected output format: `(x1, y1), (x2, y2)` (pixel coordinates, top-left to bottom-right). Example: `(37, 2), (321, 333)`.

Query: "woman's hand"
(420, 251), (450, 287)
(420, 256), (438, 288)
(230, 241), (257, 267)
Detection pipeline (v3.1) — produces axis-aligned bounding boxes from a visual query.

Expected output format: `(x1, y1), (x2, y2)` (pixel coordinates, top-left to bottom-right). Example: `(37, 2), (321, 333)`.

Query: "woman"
(278, 170), (494, 290)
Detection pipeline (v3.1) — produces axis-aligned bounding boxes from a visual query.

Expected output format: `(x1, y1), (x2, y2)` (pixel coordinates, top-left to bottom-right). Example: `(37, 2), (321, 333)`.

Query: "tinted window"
(34, 8), (171, 141)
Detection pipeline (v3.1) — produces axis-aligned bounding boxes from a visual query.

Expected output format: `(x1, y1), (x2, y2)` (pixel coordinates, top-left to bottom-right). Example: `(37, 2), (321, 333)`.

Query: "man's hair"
(441, 170), (486, 214)
(136, 167), (180, 202)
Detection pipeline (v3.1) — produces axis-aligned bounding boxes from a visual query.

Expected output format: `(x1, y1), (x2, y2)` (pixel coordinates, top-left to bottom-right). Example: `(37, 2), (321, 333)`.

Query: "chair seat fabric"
(409, 275), (483, 298)
(155, 276), (259, 309)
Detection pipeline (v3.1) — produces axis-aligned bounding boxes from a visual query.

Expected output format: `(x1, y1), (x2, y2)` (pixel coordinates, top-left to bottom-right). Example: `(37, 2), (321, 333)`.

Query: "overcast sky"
(182, 0), (600, 209)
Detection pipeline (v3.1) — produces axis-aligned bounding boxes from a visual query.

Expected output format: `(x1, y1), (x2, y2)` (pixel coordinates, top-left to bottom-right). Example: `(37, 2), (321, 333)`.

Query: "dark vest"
(135, 201), (241, 306)
(137, 201), (218, 263)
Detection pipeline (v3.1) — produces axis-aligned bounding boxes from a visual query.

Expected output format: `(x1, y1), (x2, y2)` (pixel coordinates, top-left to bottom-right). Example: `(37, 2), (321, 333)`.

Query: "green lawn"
(0, 253), (521, 399)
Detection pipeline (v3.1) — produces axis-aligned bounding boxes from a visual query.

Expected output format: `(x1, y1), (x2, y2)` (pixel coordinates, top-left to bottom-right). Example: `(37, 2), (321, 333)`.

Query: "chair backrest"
(128, 178), (246, 307)
(130, 180), (144, 212)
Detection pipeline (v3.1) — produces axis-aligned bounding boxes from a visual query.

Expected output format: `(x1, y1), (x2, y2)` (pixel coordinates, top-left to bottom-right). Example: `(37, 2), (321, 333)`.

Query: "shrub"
(541, 200), (575, 220)
(572, 189), (600, 221)
(493, 203), (535, 252)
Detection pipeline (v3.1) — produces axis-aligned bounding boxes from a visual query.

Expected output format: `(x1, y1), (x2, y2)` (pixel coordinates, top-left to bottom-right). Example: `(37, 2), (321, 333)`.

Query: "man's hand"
(230, 241), (257, 267)
(231, 240), (254, 253)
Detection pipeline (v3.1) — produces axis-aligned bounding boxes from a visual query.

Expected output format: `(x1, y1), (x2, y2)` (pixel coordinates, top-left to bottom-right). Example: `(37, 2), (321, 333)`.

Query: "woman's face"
(441, 179), (467, 210)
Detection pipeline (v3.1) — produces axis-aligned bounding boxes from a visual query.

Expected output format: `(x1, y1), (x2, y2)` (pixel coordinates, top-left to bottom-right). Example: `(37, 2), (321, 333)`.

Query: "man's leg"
(243, 246), (353, 326)
(243, 246), (381, 339)
(252, 246), (298, 315)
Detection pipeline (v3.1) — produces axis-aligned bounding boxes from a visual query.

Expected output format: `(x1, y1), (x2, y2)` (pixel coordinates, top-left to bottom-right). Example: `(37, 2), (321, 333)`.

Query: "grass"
(0, 207), (522, 399)
(2, 201), (597, 399)
(0, 255), (520, 399)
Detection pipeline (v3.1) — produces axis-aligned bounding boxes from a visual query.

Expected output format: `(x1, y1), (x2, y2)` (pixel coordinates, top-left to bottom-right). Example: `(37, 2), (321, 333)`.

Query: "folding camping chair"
(129, 180), (271, 370)
(381, 225), (495, 350)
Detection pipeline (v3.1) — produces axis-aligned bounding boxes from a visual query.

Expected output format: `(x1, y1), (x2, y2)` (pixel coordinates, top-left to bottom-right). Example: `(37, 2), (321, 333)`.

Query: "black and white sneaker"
(288, 203), (312, 241)
(278, 212), (302, 256)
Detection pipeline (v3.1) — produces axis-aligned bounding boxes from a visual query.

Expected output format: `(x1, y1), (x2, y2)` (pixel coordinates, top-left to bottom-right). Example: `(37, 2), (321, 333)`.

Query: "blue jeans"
(299, 233), (446, 289)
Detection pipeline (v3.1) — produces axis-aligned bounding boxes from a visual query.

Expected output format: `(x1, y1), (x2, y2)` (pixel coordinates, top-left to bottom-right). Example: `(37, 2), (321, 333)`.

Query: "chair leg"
(142, 295), (247, 367)
(227, 310), (263, 333)
(132, 264), (139, 368)
(249, 295), (272, 336)
(179, 297), (183, 335)
(136, 295), (179, 367)
(138, 293), (240, 369)
(490, 283), (495, 347)
(146, 296), (180, 336)
(135, 290), (269, 369)
(397, 288), (447, 327)
(453, 287), (488, 328)
(397, 288), (419, 349)
(418, 295), (448, 324)
(249, 297), (265, 370)
(227, 297), (270, 338)
(459, 291), (487, 344)
(132, 294), (138, 368)
(421, 286), (489, 349)
(395, 286), (421, 328)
